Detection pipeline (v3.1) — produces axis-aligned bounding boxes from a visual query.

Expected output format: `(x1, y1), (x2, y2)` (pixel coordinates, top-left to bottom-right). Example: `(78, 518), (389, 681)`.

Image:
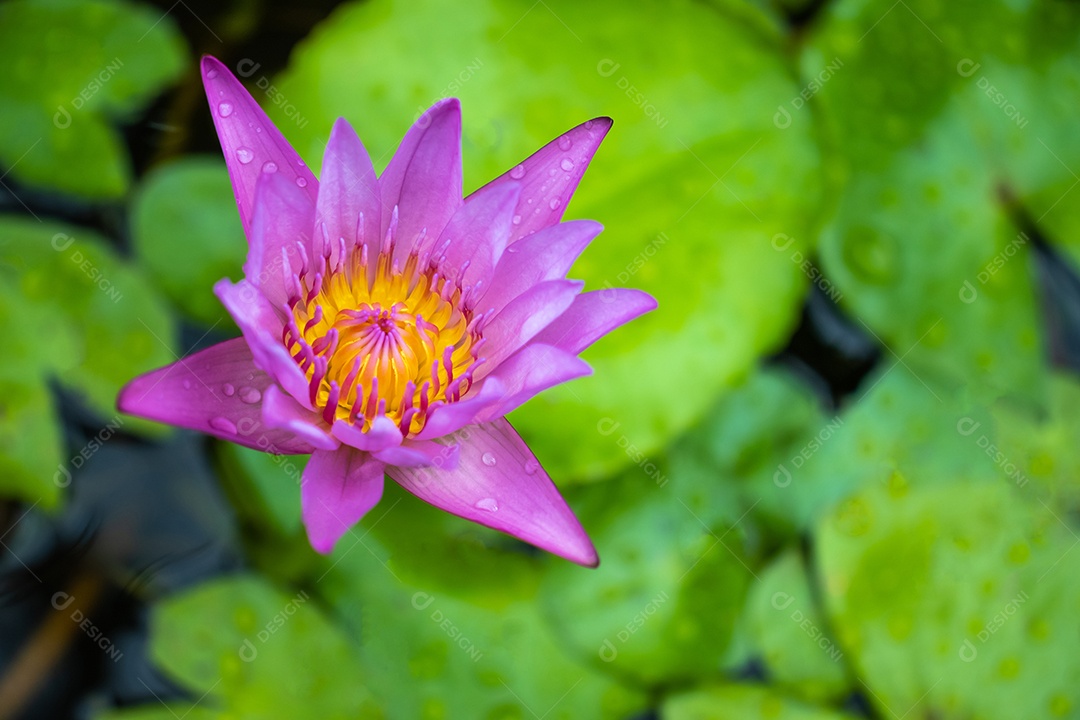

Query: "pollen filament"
(283, 220), (484, 436)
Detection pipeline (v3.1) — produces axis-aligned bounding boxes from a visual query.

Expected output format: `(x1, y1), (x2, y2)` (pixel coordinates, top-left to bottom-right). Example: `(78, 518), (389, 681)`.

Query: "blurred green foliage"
(0, 0), (187, 198)
(2, 0), (1079, 718)
(0, 215), (174, 505)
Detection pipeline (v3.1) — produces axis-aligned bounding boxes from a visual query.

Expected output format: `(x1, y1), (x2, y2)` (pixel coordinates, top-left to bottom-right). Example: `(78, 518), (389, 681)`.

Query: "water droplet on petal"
(548, 198), (561, 210)
(262, 161), (278, 174)
(210, 416), (238, 434)
(182, 378), (193, 390)
(206, 68), (219, 79)
(218, 102), (234, 118)
(239, 387), (262, 404)
(583, 119), (594, 130)
(557, 135), (572, 151)
(236, 147), (254, 164)
(524, 459), (539, 475)
(560, 158), (575, 172)
(509, 164), (525, 179)
(475, 497), (498, 512)
(295, 177), (308, 188)
(481, 452), (497, 467)
(511, 214), (521, 225)
(222, 383), (235, 397)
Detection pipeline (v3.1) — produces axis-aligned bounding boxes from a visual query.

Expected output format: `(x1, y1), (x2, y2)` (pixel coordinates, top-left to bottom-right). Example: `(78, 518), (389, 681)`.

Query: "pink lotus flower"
(118, 57), (655, 566)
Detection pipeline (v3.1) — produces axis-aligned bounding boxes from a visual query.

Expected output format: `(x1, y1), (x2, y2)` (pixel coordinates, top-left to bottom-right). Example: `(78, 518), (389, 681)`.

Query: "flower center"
(282, 231), (484, 436)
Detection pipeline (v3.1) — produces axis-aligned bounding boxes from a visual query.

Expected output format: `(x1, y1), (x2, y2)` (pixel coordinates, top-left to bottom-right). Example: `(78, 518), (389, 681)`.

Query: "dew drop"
(511, 214), (521, 225)
(262, 161), (278, 174)
(295, 177), (308, 188)
(218, 102), (234, 118)
(583, 119), (594, 130)
(206, 68), (219, 79)
(210, 416), (238, 434)
(560, 158), (575, 172)
(475, 497), (499, 512)
(557, 134), (572, 151)
(548, 198), (561, 210)
(524, 459), (539, 475)
(182, 378), (193, 390)
(236, 147), (254, 165)
(481, 452), (497, 467)
(239, 387), (262, 404)
(222, 383), (235, 397)
(509, 164), (525, 179)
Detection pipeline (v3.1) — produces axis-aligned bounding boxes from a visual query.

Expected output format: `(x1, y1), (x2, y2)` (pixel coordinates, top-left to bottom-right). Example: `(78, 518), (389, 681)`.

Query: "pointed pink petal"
(214, 279), (312, 409)
(302, 448), (385, 554)
(244, 171), (316, 310)
(429, 181), (520, 290)
(200, 56), (318, 237)
(474, 344), (591, 423)
(380, 99), (463, 261)
(413, 376), (506, 441)
(388, 418), (597, 566)
(316, 118), (381, 261)
(531, 288), (658, 355)
(477, 117), (612, 245)
(117, 338), (315, 454)
(374, 439), (460, 469)
(479, 279), (583, 376)
(262, 386), (338, 451)
(330, 415), (403, 453)
(478, 219), (601, 314)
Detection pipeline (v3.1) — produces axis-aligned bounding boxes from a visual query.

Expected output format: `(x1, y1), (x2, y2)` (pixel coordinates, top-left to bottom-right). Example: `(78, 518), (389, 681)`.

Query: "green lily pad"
(0, 215), (176, 429)
(268, 0), (823, 481)
(362, 481), (546, 606)
(129, 575), (377, 719)
(978, 372), (1080, 517)
(816, 476), (1080, 719)
(0, 374), (63, 508)
(216, 443), (306, 537)
(0, 216), (174, 504)
(807, 0), (1070, 396)
(673, 365), (833, 539)
(662, 684), (859, 720)
(0, 0), (187, 198)
(784, 369), (990, 528)
(540, 462), (754, 686)
(745, 550), (851, 703)
(132, 157), (247, 324)
(322, 528), (647, 719)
